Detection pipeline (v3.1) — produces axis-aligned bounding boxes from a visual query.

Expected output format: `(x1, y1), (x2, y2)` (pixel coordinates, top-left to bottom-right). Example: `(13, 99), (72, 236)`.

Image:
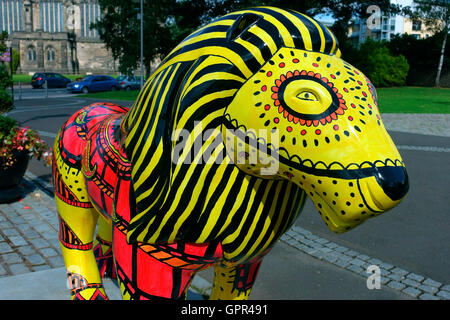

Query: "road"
(7, 96), (450, 299)
(9, 86), (82, 100)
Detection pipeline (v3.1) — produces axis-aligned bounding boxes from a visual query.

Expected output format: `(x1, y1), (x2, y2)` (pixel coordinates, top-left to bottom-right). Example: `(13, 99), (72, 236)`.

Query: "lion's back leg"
(210, 258), (263, 300)
(53, 149), (108, 300)
(56, 198), (107, 299)
(93, 216), (115, 279)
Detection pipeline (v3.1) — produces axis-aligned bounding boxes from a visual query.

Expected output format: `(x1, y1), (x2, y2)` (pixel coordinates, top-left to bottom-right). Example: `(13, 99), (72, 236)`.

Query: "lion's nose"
(374, 166), (409, 201)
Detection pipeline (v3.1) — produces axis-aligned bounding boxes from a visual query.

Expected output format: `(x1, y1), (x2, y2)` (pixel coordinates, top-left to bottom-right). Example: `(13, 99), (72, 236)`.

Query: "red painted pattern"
(54, 102), (228, 299)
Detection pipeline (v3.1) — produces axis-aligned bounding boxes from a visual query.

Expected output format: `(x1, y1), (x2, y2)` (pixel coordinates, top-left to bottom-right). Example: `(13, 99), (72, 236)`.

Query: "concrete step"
(0, 267), (208, 300)
(0, 267), (121, 300)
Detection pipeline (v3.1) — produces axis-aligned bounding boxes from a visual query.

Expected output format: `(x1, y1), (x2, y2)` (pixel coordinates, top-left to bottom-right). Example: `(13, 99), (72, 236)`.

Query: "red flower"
(1, 125), (52, 168)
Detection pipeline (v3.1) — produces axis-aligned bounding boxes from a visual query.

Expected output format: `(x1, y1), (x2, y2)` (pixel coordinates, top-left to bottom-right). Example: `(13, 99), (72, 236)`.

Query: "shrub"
(9, 49), (20, 74)
(0, 89), (13, 113)
(0, 116), (50, 168)
(0, 64), (13, 113)
(387, 33), (449, 87)
(365, 46), (410, 87)
(0, 31), (13, 113)
(0, 114), (17, 134)
(0, 64), (12, 90)
(343, 38), (409, 87)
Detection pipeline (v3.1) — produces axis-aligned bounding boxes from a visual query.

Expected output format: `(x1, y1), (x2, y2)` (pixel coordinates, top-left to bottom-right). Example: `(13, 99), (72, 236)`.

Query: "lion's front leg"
(93, 216), (116, 279)
(56, 197), (108, 300)
(210, 259), (263, 300)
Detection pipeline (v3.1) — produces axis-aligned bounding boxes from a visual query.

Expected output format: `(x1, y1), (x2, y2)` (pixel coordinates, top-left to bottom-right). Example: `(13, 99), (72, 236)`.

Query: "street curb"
(24, 171), (54, 197)
(280, 226), (450, 300)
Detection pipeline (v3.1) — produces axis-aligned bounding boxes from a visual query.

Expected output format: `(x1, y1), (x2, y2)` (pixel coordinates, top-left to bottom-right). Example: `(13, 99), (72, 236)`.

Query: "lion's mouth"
(223, 118), (409, 233)
(224, 116), (408, 201)
(223, 116), (405, 181)
(279, 151), (408, 209)
(276, 148), (405, 181)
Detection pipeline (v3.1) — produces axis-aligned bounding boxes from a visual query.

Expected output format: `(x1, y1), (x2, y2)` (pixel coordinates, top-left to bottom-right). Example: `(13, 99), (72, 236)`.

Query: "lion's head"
(224, 46), (408, 233)
(123, 7), (408, 243)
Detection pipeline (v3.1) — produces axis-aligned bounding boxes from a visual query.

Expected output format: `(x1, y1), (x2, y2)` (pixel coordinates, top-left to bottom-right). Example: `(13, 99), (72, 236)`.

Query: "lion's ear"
(227, 13), (261, 41)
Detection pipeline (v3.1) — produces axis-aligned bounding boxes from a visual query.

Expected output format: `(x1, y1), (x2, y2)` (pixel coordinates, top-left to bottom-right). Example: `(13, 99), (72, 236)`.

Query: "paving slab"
(0, 267), (122, 300)
(0, 265), (207, 300)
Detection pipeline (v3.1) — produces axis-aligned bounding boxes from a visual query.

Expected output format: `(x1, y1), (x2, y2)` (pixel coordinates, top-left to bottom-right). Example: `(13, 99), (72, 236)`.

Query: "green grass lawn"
(12, 74), (33, 83)
(75, 86), (450, 114)
(377, 87), (450, 114)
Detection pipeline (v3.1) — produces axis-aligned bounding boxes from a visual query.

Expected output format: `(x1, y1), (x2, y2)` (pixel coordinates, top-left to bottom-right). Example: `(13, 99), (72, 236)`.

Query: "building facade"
(0, 0), (116, 74)
(348, 0), (436, 46)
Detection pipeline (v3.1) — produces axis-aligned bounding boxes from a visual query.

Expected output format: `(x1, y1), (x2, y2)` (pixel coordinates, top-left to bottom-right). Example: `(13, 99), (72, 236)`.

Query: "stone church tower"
(1, 0), (116, 74)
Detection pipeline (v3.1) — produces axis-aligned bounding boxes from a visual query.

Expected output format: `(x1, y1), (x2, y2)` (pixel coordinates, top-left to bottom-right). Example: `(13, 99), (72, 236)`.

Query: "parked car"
(116, 75), (143, 91)
(67, 75), (120, 93)
(31, 72), (72, 89)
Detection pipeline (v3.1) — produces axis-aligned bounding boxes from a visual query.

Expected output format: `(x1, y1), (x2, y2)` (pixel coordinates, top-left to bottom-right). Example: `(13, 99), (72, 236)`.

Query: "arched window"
(27, 47), (37, 61)
(46, 47), (56, 61)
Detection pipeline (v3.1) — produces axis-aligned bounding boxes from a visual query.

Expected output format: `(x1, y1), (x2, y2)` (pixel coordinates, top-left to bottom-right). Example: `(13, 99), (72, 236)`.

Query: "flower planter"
(0, 151), (30, 203)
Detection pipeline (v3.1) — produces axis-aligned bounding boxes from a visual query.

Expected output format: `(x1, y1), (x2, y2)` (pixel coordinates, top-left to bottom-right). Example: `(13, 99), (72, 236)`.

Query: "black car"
(31, 72), (72, 89)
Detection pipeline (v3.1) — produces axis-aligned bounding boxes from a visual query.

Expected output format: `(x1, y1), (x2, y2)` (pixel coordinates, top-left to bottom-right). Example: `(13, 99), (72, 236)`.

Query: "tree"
(9, 49), (20, 74)
(348, 38), (409, 87)
(387, 33), (449, 86)
(0, 31), (13, 113)
(223, 1), (401, 50)
(92, 0), (402, 75)
(92, 0), (169, 75)
(403, 0), (450, 87)
(194, 1), (402, 48)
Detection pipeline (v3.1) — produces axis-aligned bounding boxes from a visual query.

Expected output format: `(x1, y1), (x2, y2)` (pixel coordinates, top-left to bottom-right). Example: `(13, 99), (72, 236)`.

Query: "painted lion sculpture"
(52, 7), (408, 300)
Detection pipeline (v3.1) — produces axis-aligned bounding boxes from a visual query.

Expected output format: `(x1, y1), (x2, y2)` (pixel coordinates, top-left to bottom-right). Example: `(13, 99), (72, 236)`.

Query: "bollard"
(18, 81), (22, 100)
(44, 80), (48, 98)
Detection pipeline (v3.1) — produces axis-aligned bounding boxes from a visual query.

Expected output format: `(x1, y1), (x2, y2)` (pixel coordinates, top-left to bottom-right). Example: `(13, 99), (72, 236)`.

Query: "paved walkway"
(0, 176), (209, 299)
(382, 113), (450, 137)
(0, 180), (63, 276)
(0, 113), (448, 300)
(279, 226), (450, 300)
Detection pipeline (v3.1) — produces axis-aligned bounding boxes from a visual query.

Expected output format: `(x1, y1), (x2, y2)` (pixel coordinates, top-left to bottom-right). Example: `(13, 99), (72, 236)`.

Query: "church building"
(1, 0), (116, 74)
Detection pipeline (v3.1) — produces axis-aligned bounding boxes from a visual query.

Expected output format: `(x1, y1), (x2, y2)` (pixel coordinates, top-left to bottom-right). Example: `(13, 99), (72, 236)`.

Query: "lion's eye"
(270, 70), (348, 127)
(297, 91), (318, 101)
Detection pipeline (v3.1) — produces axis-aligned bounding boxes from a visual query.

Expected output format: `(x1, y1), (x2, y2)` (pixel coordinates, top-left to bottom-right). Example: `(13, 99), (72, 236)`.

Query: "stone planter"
(0, 150), (30, 203)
